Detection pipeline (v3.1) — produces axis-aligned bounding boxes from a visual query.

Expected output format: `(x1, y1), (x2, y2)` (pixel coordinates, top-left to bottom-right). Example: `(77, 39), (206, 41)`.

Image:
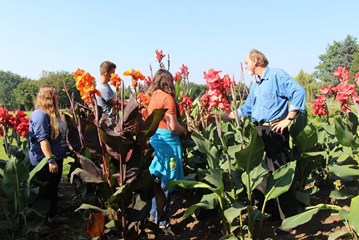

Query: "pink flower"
(155, 49), (165, 62)
(320, 85), (337, 96)
(333, 66), (351, 83)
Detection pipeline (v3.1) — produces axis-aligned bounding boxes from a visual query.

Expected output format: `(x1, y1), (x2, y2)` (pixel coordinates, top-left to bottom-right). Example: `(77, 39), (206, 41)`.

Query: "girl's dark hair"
(146, 69), (176, 98)
(146, 69), (181, 120)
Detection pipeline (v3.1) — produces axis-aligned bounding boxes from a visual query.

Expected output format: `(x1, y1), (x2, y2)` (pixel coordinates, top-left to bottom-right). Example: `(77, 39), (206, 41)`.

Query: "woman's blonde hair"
(34, 85), (62, 139)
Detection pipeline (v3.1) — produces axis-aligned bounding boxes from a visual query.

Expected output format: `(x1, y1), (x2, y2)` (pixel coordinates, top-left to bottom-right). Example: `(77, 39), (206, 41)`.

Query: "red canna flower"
(179, 94), (193, 115)
(155, 49), (165, 62)
(180, 64), (189, 78)
(173, 71), (182, 82)
(145, 76), (152, 86)
(311, 94), (327, 116)
(320, 85), (337, 96)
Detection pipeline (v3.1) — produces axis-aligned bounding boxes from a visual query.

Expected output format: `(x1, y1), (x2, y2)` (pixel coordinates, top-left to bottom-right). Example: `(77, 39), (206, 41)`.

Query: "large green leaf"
(328, 231), (351, 240)
(328, 164), (359, 177)
(241, 161), (268, 192)
(139, 108), (167, 139)
(224, 202), (246, 224)
(29, 157), (48, 181)
(2, 157), (30, 203)
(294, 123), (318, 153)
(348, 195), (359, 234)
(127, 194), (149, 229)
(335, 116), (359, 149)
(281, 207), (320, 229)
(264, 161), (296, 200)
(204, 169), (223, 190)
(183, 193), (218, 218)
(235, 128), (264, 173)
(191, 131), (218, 169)
(165, 180), (212, 191)
(75, 203), (108, 215)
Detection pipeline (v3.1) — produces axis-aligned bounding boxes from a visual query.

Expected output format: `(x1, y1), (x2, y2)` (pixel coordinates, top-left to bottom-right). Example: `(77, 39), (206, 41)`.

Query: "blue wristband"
(47, 158), (56, 164)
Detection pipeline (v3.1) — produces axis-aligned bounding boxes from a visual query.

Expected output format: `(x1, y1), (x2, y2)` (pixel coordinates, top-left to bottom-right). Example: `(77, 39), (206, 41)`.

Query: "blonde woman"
(29, 85), (69, 226)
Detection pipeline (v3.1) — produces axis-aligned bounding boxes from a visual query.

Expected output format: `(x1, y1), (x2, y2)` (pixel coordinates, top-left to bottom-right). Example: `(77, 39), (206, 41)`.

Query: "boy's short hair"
(100, 61), (116, 75)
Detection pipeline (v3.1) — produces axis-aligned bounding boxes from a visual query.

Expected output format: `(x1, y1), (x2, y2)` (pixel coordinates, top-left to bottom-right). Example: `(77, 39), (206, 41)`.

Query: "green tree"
(349, 51), (359, 81)
(0, 71), (29, 109)
(294, 69), (318, 102)
(38, 70), (81, 109)
(13, 80), (39, 110)
(314, 34), (358, 86)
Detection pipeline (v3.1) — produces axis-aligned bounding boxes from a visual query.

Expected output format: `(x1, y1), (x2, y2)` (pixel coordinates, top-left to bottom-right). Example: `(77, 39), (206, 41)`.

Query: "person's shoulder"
(30, 109), (48, 121)
(267, 67), (290, 79)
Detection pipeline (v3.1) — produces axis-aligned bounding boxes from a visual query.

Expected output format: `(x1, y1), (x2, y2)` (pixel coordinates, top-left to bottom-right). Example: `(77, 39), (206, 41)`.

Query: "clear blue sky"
(1, 0), (358, 87)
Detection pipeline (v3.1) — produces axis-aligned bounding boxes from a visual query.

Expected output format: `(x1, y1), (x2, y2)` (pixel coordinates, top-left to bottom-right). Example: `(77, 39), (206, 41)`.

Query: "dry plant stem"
(149, 63), (153, 79)
(239, 63), (249, 103)
(121, 81), (124, 133)
(63, 81), (84, 148)
(167, 54), (170, 71)
(230, 76), (240, 128)
(94, 99), (111, 189)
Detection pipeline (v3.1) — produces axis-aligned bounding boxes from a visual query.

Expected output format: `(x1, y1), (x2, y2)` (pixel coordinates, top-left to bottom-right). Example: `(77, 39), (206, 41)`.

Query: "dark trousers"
(253, 126), (297, 220)
(36, 159), (63, 218)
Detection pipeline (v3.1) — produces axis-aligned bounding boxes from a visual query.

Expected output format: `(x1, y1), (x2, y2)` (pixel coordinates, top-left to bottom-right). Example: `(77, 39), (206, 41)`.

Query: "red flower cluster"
(174, 64), (190, 82)
(311, 95), (327, 116)
(155, 49), (165, 62)
(202, 69), (235, 114)
(179, 94), (193, 115)
(145, 76), (152, 86)
(0, 107), (29, 137)
(311, 67), (359, 115)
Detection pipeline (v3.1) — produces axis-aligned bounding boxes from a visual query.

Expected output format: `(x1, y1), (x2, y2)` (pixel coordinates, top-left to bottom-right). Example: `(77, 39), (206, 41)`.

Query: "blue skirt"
(149, 128), (184, 187)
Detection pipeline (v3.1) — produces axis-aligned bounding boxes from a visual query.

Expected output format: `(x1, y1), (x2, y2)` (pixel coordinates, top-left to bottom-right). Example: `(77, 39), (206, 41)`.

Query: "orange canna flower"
(132, 80), (138, 90)
(73, 68), (85, 79)
(110, 73), (123, 91)
(137, 93), (149, 104)
(123, 68), (133, 76)
(123, 68), (145, 81)
(81, 95), (90, 105)
(73, 69), (98, 105)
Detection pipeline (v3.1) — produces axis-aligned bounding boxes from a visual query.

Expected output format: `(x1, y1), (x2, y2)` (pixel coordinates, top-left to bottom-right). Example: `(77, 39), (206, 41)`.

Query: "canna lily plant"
(63, 68), (168, 239)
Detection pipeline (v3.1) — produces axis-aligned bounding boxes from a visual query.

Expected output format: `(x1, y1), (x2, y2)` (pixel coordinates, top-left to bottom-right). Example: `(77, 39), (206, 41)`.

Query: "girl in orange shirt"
(145, 69), (185, 228)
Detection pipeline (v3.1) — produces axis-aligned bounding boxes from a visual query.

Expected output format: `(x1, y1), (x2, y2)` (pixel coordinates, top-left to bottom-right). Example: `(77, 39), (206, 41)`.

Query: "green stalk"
(246, 172), (253, 239)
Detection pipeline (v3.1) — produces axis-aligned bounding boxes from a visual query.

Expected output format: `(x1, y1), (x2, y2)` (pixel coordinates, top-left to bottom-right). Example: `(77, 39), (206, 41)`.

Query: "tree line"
(1, 34), (358, 111)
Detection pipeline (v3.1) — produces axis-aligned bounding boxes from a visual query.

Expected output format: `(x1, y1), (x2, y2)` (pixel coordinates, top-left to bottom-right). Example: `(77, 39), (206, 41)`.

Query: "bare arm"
(39, 139), (58, 174)
(271, 111), (298, 134)
(166, 114), (185, 134)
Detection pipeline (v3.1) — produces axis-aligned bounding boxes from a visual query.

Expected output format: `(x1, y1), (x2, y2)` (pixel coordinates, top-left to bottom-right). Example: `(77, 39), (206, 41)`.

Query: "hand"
(48, 161), (59, 174)
(270, 119), (291, 134)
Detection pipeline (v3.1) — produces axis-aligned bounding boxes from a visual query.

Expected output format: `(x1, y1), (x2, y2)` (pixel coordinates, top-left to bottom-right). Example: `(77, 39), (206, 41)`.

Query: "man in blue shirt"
(96, 61), (124, 123)
(223, 49), (306, 233)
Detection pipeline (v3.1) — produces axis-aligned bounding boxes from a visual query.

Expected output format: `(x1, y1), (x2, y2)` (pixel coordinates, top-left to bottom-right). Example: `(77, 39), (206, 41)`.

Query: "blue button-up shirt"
(237, 67), (306, 123)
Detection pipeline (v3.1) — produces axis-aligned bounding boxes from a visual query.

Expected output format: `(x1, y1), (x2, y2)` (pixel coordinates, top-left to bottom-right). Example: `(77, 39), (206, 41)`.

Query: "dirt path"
(22, 181), (347, 240)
